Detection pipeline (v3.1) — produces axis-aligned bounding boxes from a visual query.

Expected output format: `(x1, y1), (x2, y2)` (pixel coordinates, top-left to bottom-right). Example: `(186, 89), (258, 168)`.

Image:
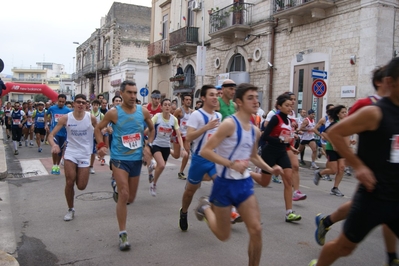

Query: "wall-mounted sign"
(341, 86), (356, 98)
(111, 79), (121, 87)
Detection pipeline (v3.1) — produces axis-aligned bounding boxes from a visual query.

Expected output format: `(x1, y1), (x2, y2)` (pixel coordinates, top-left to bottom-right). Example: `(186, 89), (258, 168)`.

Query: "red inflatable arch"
(2, 82), (59, 102)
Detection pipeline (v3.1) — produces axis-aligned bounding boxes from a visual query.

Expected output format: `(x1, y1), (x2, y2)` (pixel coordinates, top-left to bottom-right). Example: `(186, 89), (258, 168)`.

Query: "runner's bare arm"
(48, 115), (68, 153)
(142, 108), (154, 143)
(90, 114), (97, 128)
(94, 108), (117, 146)
(313, 117), (326, 136)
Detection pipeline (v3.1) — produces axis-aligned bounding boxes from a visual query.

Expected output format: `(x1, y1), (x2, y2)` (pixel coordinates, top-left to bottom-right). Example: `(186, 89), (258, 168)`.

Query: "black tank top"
(357, 97), (399, 201)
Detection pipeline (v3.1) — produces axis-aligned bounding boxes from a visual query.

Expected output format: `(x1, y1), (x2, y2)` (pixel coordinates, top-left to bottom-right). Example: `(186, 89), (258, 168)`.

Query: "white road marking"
(19, 159), (49, 177)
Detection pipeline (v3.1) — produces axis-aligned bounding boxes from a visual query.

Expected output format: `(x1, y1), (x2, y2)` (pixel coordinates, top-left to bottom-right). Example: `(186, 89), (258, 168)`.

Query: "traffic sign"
(312, 79), (327, 98)
(311, 69), (328, 79)
(140, 87), (149, 97)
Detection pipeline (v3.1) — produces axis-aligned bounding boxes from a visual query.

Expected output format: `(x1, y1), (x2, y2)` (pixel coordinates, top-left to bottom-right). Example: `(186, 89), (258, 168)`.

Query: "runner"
(46, 94), (71, 175)
(308, 57), (399, 266)
(48, 94), (97, 221)
(313, 105), (348, 197)
(4, 102), (12, 141)
(148, 98), (187, 196)
(171, 93), (193, 180)
(95, 80), (154, 251)
(298, 109), (319, 169)
(32, 102), (46, 152)
(178, 85), (221, 232)
(89, 99), (104, 173)
(23, 101), (35, 147)
(313, 104), (335, 163)
(253, 93), (302, 222)
(10, 102), (26, 155)
(197, 83), (282, 266)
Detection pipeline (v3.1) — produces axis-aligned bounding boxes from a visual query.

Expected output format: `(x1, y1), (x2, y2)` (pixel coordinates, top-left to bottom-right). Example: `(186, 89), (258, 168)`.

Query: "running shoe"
(310, 163), (320, 170)
(148, 159), (156, 173)
(55, 166), (61, 175)
(344, 167), (352, 176)
(315, 213), (330, 246)
(149, 183), (156, 197)
(330, 187), (344, 197)
(299, 160), (306, 166)
(308, 259), (317, 266)
(292, 190), (307, 201)
(231, 211), (242, 224)
(272, 175), (282, 183)
(178, 172), (187, 180)
(25, 140), (28, 147)
(14, 150), (19, 155)
(101, 159), (105, 166)
(285, 211), (301, 222)
(148, 174), (154, 183)
(322, 175), (332, 181)
(29, 142), (34, 146)
(313, 170), (322, 186)
(51, 166), (57, 175)
(195, 196), (210, 221)
(317, 148), (323, 159)
(179, 208), (188, 231)
(111, 179), (118, 203)
(64, 209), (75, 221)
(19, 141), (22, 147)
(38, 147), (42, 153)
(90, 167), (95, 174)
(45, 141), (49, 145)
(119, 232), (131, 251)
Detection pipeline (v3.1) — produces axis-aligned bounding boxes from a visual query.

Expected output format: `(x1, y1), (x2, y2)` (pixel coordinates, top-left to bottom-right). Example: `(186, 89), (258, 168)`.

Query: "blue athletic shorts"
(110, 159), (142, 177)
(210, 177), (254, 208)
(54, 136), (67, 157)
(187, 153), (216, 185)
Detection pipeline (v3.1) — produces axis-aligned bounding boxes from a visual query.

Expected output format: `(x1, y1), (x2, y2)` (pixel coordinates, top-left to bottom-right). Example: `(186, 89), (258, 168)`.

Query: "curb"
(0, 127), (8, 180)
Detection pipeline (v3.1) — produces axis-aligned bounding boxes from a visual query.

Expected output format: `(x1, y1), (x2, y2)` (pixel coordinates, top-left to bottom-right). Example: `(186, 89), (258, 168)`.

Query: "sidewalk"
(0, 126), (19, 265)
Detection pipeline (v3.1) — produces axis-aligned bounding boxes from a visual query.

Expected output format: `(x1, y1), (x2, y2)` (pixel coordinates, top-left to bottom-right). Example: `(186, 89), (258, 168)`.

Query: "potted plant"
(230, 3), (246, 24)
(209, 7), (230, 30)
(275, 0), (284, 10)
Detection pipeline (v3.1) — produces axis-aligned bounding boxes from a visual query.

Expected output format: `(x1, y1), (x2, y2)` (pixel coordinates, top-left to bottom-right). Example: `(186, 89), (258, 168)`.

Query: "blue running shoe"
(315, 213), (330, 246)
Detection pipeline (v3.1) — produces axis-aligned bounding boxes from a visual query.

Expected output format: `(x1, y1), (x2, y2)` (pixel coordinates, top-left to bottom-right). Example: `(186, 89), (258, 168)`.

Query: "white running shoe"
(149, 183), (157, 197)
(90, 168), (95, 174)
(64, 209), (75, 221)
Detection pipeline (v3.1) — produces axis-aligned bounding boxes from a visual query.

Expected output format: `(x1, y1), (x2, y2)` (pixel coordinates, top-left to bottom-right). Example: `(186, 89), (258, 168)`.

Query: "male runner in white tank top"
(198, 83), (283, 266)
(172, 94), (193, 180)
(48, 94), (97, 222)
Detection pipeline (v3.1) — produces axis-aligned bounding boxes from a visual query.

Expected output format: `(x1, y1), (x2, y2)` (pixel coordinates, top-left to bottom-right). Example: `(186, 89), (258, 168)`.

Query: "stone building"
(74, 2), (151, 102)
(148, 0), (398, 118)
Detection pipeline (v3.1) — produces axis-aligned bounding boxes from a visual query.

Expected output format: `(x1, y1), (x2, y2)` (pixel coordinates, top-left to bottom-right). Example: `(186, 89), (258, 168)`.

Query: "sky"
(1, 0), (152, 76)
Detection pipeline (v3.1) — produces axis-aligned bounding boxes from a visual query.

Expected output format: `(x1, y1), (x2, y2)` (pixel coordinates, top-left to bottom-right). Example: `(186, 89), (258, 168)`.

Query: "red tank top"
(269, 114), (293, 150)
(147, 103), (161, 117)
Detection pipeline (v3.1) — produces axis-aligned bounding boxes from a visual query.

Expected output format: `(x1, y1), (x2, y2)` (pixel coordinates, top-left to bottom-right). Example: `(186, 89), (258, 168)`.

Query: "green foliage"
(34, 94), (49, 103)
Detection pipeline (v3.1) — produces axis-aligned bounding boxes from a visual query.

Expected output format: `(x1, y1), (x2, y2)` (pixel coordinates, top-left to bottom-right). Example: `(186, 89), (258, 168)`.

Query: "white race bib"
(121, 133), (142, 150)
(37, 117), (45, 122)
(13, 119), (21, 125)
(390, 134), (399, 163)
(54, 114), (63, 123)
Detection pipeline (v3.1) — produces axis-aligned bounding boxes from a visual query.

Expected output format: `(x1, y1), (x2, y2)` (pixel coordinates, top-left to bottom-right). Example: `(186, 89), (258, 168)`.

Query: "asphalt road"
(1, 139), (394, 266)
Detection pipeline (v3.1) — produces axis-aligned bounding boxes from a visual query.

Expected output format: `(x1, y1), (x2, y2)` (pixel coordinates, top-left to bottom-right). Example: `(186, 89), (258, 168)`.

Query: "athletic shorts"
(344, 188), (399, 243)
(110, 159), (142, 177)
(261, 146), (291, 173)
(24, 124), (33, 129)
(151, 145), (170, 162)
(300, 139), (315, 145)
(210, 177), (254, 208)
(92, 139), (97, 154)
(11, 127), (23, 141)
(34, 128), (46, 136)
(326, 150), (342, 162)
(53, 136), (67, 157)
(187, 153), (216, 185)
(64, 154), (90, 168)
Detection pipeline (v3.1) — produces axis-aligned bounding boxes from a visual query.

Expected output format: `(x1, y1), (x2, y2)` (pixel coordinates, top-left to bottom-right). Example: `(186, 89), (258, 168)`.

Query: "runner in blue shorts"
(198, 83), (282, 266)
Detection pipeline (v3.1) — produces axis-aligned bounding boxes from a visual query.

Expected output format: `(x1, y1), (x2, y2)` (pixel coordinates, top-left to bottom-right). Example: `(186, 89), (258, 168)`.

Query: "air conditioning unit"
(192, 0), (201, 11)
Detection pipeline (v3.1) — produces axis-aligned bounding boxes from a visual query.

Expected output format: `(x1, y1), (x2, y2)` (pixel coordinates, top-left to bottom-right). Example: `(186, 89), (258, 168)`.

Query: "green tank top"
(218, 97), (235, 120)
(325, 121), (338, 150)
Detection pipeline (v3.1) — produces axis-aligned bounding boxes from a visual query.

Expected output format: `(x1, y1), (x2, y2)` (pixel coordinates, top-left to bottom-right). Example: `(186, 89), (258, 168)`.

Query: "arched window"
(184, 65), (196, 87)
(229, 53), (246, 72)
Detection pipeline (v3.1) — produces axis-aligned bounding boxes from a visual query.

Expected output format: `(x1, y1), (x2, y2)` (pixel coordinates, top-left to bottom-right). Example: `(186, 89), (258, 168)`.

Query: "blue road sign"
(311, 69), (328, 79)
(140, 87), (149, 97)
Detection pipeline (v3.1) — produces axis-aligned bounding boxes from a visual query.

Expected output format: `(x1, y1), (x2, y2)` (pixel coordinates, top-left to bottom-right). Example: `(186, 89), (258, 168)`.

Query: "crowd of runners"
(2, 57), (399, 266)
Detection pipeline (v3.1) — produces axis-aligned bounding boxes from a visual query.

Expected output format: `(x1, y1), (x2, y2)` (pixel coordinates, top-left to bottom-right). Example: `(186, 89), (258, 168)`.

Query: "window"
(187, 1), (195, 27)
(18, 94), (24, 102)
(229, 53), (246, 72)
(162, 14), (169, 40)
(36, 74), (41, 79)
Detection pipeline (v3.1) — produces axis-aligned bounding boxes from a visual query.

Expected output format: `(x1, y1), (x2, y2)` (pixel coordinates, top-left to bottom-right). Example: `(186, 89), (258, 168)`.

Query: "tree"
(34, 94), (49, 103)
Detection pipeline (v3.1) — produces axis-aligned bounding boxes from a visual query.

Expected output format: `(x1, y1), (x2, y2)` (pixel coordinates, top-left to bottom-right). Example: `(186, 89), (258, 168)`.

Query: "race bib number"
(390, 135), (399, 163)
(37, 117), (45, 122)
(13, 119), (21, 125)
(159, 126), (173, 136)
(279, 129), (293, 143)
(6, 113), (11, 117)
(54, 114), (63, 123)
(121, 133), (142, 150)
(27, 117), (33, 124)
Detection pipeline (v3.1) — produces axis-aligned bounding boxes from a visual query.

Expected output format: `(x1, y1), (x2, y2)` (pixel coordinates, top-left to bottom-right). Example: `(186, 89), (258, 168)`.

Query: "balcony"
(83, 64), (95, 78)
(97, 59), (111, 74)
(273, 0), (335, 25)
(11, 78), (44, 83)
(172, 73), (196, 95)
(209, 2), (254, 40)
(148, 39), (171, 64)
(169, 27), (199, 55)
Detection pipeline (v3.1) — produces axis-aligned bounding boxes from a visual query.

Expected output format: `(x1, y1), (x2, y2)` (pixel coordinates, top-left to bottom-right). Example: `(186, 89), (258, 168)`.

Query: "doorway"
(293, 62), (325, 120)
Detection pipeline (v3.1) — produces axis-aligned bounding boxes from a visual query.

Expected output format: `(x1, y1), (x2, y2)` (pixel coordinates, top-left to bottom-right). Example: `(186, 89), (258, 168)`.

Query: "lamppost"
(73, 42), (81, 94)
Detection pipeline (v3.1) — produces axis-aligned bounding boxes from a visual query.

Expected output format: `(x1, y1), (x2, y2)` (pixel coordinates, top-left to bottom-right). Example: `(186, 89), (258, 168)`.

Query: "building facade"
(148, 0), (399, 118)
(74, 2), (151, 103)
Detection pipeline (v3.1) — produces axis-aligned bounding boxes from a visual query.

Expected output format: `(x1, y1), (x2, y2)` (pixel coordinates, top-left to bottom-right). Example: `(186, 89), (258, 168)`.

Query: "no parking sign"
(312, 79), (327, 98)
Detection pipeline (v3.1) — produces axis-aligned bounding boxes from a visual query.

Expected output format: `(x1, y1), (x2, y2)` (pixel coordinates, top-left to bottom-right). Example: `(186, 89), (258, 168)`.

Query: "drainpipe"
(268, 18), (278, 110)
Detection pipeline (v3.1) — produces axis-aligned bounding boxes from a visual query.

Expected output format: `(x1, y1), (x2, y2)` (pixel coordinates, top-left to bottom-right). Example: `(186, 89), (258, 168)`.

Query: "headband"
(222, 83), (236, 88)
(151, 94), (161, 99)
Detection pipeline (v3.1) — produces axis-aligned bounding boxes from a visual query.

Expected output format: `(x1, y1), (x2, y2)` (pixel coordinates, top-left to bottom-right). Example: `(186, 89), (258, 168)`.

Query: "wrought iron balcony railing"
(148, 39), (170, 58)
(169, 27), (199, 48)
(209, 2), (253, 34)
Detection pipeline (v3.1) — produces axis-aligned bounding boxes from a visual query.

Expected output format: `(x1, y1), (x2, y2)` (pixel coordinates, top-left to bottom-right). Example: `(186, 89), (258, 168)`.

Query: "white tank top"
(302, 117), (315, 140)
(152, 113), (178, 148)
(65, 112), (94, 157)
(179, 107), (191, 137)
(26, 109), (34, 125)
(215, 116), (255, 180)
